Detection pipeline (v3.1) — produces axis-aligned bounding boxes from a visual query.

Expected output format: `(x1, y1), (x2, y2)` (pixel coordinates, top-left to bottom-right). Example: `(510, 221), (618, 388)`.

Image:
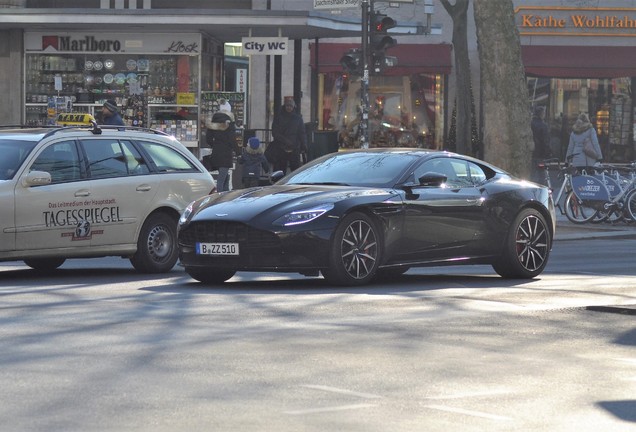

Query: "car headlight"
(274, 203), (334, 226)
(179, 202), (195, 225)
(179, 196), (211, 225)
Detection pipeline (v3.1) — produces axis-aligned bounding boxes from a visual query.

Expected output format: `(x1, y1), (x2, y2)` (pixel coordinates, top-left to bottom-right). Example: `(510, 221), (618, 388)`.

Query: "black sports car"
(178, 148), (555, 286)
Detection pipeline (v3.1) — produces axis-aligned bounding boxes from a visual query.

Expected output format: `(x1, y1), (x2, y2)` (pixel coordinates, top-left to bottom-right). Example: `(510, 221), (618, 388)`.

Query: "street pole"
(360, 0), (370, 149)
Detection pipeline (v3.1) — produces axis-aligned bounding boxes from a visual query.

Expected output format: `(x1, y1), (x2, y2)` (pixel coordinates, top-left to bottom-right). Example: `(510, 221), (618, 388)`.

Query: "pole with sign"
(360, 0), (370, 149)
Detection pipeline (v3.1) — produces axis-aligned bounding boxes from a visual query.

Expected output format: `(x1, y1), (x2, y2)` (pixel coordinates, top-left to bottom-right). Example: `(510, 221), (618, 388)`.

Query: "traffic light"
(340, 48), (362, 76)
(370, 13), (398, 74)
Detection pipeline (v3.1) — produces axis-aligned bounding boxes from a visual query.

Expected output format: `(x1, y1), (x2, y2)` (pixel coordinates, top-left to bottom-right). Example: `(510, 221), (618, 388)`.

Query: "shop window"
(321, 72), (443, 150)
(527, 77), (633, 162)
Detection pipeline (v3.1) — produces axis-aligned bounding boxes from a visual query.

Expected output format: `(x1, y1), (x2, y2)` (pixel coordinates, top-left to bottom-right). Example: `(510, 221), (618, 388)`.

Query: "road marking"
(284, 403), (377, 415)
(425, 404), (513, 421)
(425, 389), (513, 400)
(301, 384), (382, 399)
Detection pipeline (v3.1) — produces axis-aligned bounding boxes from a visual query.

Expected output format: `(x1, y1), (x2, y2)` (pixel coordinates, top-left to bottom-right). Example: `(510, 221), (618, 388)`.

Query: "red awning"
(522, 45), (636, 78)
(310, 43), (452, 75)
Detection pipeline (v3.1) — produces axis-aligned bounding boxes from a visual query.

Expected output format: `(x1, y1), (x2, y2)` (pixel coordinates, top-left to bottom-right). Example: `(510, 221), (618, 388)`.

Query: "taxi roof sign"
(56, 113), (96, 126)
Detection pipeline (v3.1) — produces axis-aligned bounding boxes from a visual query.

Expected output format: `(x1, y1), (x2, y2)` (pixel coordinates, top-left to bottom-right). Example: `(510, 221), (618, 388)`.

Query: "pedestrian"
(206, 109), (237, 192)
(270, 97), (307, 173)
(566, 113), (602, 168)
(101, 99), (125, 126)
(530, 105), (551, 183)
(239, 137), (269, 188)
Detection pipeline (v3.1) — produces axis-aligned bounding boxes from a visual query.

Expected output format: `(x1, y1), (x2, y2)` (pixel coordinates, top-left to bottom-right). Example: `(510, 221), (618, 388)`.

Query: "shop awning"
(522, 46), (636, 78)
(310, 43), (452, 75)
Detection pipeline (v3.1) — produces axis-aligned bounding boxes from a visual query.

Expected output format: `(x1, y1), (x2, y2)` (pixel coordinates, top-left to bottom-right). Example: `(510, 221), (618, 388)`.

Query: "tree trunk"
(473, 0), (533, 178)
(440, 0), (472, 156)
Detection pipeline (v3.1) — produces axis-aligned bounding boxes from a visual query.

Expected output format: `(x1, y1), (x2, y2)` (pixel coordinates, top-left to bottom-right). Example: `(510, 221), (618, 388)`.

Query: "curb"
(555, 230), (636, 241)
(586, 305), (636, 315)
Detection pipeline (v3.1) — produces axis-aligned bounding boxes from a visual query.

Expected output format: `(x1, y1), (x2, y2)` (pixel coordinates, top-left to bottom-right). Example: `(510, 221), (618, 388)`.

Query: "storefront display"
(24, 32), (221, 153)
(528, 77), (635, 162)
(310, 43), (450, 150)
(320, 73), (444, 149)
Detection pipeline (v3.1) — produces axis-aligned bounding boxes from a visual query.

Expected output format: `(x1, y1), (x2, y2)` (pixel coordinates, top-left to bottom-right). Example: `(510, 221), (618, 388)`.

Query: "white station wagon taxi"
(0, 122), (215, 272)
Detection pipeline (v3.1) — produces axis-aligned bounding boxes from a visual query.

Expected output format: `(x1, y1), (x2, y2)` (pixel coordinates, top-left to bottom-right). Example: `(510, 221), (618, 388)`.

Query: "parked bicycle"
(539, 158), (636, 224)
(539, 158), (598, 224)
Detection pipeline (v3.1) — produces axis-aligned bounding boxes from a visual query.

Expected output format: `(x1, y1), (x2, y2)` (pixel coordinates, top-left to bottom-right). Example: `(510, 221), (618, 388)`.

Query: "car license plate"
(196, 242), (239, 256)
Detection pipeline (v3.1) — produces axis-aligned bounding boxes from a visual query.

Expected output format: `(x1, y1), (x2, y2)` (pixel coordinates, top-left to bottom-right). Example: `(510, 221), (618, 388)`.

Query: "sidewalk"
(554, 213), (636, 241)
(553, 214), (636, 315)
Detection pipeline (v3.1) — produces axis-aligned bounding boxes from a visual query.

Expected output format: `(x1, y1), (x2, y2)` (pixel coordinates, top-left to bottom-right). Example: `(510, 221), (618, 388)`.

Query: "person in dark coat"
(270, 98), (307, 174)
(101, 99), (125, 126)
(530, 105), (551, 183)
(206, 110), (237, 192)
(239, 137), (269, 188)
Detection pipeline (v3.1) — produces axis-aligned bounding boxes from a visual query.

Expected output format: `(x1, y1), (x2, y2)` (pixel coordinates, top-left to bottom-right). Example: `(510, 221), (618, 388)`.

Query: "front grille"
(179, 221), (280, 249)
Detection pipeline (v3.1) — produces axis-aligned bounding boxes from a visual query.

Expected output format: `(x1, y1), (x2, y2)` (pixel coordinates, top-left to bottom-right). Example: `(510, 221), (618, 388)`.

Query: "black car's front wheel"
(323, 212), (381, 286)
(493, 208), (551, 279)
(185, 268), (236, 284)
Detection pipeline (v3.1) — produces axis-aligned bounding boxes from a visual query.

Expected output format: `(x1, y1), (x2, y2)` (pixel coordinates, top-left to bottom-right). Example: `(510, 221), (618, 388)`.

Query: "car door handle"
(74, 189), (90, 197)
(136, 184), (152, 192)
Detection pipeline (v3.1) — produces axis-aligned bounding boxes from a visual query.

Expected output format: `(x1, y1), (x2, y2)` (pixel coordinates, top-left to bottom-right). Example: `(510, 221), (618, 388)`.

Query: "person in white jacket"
(566, 113), (603, 168)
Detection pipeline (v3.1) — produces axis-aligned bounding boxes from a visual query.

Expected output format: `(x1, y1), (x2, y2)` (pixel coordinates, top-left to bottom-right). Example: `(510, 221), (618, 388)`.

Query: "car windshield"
(0, 139), (38, 181)
(282, 151), (420, 187)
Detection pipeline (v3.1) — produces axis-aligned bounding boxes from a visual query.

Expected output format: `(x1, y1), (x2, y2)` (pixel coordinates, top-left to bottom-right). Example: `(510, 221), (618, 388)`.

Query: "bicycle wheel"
(564, 190), (598, 224)
(592, 206), (624, 224)
(626, 189), (636, 222)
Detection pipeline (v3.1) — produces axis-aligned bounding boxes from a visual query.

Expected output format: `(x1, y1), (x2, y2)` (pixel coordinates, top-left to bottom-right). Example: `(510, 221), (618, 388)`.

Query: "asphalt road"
(0, 236), (635, 432)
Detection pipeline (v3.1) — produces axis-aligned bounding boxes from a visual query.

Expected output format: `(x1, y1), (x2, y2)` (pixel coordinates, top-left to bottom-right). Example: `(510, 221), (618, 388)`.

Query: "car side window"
(120, 140), (150, 175)
(413, 158), (469, 189)
(30, 140), (81, 183)
(82, 139), (128, 179)
(138, 140), (197, 172)
(467, 161), (488, 184)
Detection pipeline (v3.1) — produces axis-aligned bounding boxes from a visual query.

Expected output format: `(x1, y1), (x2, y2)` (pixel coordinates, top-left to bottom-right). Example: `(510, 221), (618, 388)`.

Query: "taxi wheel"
(24, 258), (65, 271)
(130, 212), (178, 273)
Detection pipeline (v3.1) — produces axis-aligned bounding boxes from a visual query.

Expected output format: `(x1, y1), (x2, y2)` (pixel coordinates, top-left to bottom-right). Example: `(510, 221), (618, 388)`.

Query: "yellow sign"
(177, 93), (196, 105)
(56, 113), (96, 126)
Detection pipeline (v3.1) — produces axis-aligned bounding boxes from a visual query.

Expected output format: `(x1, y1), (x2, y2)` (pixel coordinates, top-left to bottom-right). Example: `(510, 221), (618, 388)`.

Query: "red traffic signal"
(372, 14), (396, 34)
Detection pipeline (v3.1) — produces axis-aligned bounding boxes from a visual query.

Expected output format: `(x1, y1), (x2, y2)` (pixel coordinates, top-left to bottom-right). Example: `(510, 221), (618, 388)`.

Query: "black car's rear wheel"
(493, 208), (550, 279)
(323, 212), (381, 286)
(185, 268), (236, 284)
(24, 258), (66, 271)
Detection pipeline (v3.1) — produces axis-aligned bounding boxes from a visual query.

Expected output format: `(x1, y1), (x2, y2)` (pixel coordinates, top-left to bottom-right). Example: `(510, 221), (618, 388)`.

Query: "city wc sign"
(242, 37), (288, 55)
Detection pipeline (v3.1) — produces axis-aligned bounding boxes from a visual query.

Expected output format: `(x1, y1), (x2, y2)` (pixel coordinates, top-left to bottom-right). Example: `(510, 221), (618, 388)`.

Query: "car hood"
(192, 184), (395, 223)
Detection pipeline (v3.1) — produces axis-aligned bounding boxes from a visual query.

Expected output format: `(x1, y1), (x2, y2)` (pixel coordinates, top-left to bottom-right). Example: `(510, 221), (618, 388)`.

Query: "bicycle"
(539, 158), (600, 224)
(589, 162), (636, 224)
(560, 162), (636, 224)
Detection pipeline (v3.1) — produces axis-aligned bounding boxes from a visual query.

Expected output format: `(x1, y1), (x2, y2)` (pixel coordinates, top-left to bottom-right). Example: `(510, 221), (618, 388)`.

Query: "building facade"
(1, 1), (635, 162)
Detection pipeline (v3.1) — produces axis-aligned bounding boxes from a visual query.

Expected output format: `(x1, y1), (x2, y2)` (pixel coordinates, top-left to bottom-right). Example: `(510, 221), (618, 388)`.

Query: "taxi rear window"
(138, 140), (197, 172)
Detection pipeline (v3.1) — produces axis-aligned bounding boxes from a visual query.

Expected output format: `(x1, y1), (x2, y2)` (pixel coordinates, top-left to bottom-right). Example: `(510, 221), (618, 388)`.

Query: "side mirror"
(270, 170), (285, 183)
(22, 170), (52, 187)
(418, 171), (447, 187)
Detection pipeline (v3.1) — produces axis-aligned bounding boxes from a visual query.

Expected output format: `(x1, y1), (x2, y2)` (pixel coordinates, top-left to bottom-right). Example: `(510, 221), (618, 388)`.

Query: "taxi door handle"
(136, 184), (152, 192)
(74, 189), (90, 197)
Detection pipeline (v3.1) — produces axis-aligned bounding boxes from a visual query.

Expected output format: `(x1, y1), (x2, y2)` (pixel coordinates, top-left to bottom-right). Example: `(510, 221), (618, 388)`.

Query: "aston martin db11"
(178, 148), (555, 286)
